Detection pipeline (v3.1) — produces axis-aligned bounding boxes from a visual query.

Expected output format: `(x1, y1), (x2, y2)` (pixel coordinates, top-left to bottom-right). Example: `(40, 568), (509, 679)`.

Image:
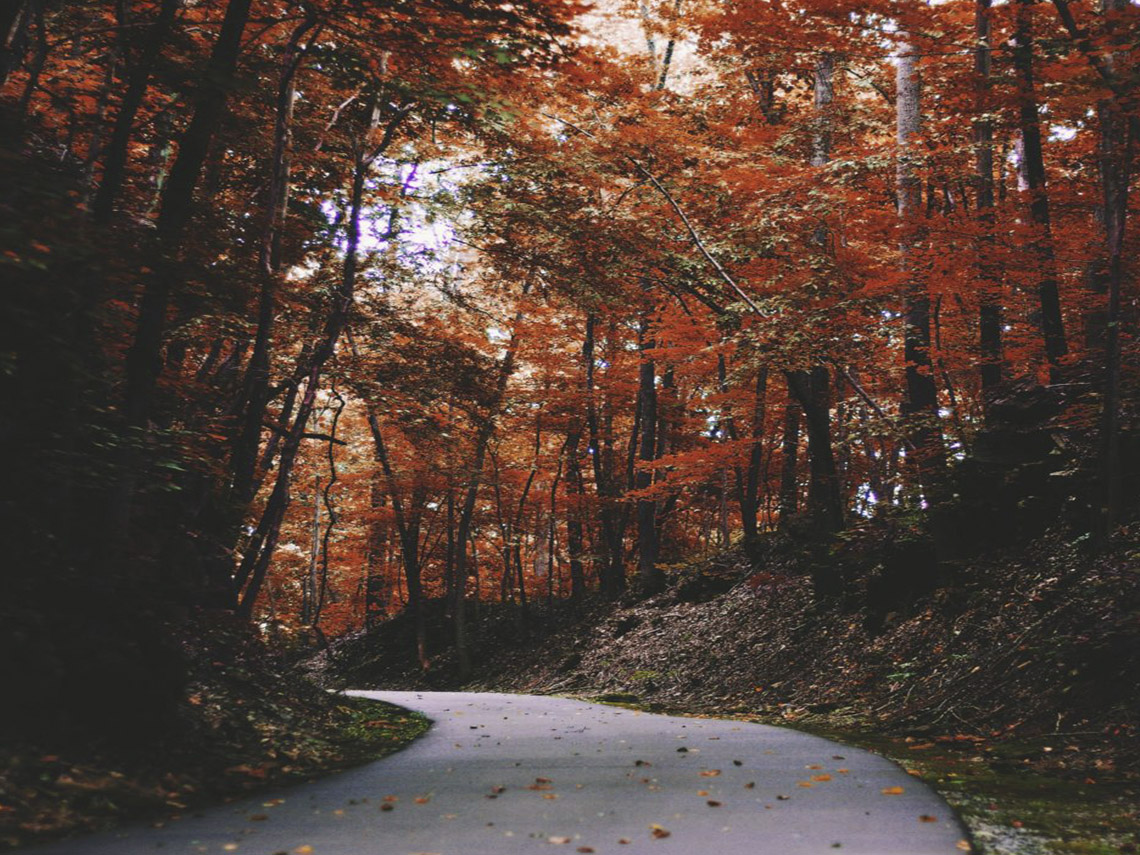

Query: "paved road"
(27, 691), (970, 854)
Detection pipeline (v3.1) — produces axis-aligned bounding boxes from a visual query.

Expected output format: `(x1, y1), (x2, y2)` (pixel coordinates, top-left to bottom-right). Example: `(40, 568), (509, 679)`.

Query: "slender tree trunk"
(1094, 0), (1131, 544)
(1013, 0), (1068, 378)
(636, 311), (663, 592)
(91, 0), (182, 223)
(302, 474), (322, 625)
(313, 388), (343, 627)
(565, 424), (587, 601)
(235, 103), (409, 618)
(583, 314), (625, 596)
(230, 9), (319, 507)
(743, 366), (768, 537)
(975, 0), (1003, 392)
(897, 34), (947, 488)
(365, 476), (389, 627)
(0, 0), (33, 88)
(785, 54), (845, 534)
(777, 391), (801, 530)
(786, 369), (843, 533)
(123, 0), (254, 426)
(453, 314), (524, 677)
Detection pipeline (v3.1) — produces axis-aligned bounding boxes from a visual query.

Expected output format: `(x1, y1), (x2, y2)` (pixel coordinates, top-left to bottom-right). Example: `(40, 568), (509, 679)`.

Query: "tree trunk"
(366, 412), (427, 667)
(562, 420), (587, 601)
(975, 0), (1003, 392)
(897, 34), (947, 488)
(1013, 0), (1068, 378)
(234, 103), (409, 619)
(583, 314), (626, 596)
(0, 0), (33, 88)
(777, 391), (801, 530)
(365, 476), (390, 627)
(230, 9), (319, 508)
(742, 366), (768, 538)
(785, 368), (843, 534)
(1094, 0), (1131, 544)
(91, 0), (182, 223)
(453, 313), (524, 677)
(123, 0), (254, 426)
(636, 311), (663, 593)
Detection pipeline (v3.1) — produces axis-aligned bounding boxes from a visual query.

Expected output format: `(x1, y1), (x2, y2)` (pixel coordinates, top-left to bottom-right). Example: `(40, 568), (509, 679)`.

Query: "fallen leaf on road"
(707, 800), (722, 807)
(798, 781), (813, 788)
(650, 825), (671, 839)
(881, 787), (905, 795)
(699, 770), (721, 777)
(549, 836), (572, 844)
(813, 774), (832, 782)
(919, 815), (937, 823)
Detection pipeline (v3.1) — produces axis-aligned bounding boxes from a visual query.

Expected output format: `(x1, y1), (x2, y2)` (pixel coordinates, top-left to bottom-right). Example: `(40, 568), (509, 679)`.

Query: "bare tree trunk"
(366, 411), (427, 666)
(302, 474), (322, 625)
(123, 0), (254, 424)
(1093, 0), (1131, 544)
(777, 390), (801, 530)
(636, 310), (663, 592)
(786, 368), (843, 534)
(975, 0), (1003, 392)
(230, 8), (320, 508)
(565, 423), (587, 601)
(0, 0), (33, 88)
(91, 0), (183, 223)
(1013, 0), (1068, 378)
(730, 363), (768, 541)
(365, 476), (390, 627)
(897, 34), (947, 488)
(453, 313), (524, 677)
(583, 314), (626, 595)
(234, 102), (410, 619)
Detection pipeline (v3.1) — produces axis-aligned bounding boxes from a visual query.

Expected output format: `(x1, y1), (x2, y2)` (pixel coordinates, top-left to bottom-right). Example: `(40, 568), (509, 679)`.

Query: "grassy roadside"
(583, 694), (1139, 855)
(0, 696), (429, 851)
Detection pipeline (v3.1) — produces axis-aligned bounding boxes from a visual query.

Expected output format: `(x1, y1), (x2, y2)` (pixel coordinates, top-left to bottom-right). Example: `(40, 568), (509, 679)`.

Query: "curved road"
(27, 691), (970, 854)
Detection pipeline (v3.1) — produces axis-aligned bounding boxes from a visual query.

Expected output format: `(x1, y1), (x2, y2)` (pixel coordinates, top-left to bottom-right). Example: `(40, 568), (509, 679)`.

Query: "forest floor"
(317, 526), (1140, 855)
(0, 618), (429, 851)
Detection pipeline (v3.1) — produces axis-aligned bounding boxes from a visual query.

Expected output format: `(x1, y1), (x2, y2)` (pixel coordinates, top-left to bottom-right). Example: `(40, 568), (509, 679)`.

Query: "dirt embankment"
(321, 529), (1140, 781)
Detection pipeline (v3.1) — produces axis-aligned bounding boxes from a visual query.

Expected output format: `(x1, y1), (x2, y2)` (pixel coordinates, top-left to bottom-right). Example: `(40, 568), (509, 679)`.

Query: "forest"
(0, 0), (1137, 849)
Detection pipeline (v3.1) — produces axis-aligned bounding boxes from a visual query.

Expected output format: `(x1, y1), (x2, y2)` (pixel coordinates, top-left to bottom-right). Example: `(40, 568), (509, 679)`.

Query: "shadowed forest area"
(1, 0), (1138, 850)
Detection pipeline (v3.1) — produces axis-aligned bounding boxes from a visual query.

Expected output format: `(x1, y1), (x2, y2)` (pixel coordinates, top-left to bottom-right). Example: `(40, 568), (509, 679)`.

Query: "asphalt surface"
(26, 691), (971, 854)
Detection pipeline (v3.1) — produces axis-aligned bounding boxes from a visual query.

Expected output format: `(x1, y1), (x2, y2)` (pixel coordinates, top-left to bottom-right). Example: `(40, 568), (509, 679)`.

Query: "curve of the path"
(26, 691), (970, 855)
